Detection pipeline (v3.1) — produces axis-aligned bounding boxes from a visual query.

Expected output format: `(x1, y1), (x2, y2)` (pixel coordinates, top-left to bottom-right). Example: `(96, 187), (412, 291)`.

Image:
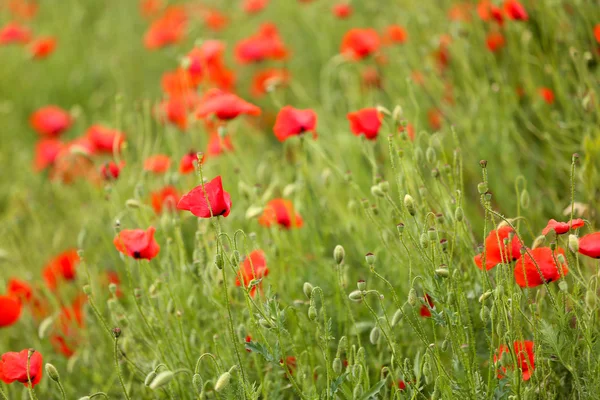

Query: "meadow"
(1, 0), (600, 399)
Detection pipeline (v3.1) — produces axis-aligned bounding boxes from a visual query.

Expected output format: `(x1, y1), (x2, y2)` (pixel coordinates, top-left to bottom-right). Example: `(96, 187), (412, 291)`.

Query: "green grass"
(1, 0), (600, 399)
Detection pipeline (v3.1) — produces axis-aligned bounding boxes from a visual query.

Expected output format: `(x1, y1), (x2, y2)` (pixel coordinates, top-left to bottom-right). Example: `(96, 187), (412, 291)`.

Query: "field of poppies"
(1, 0), (600, 399)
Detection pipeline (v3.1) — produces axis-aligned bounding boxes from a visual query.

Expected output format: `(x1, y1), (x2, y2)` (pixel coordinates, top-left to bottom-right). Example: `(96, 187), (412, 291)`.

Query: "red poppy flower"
(341, 28), (380, 60)
(157, 97), (189, 130)
(185, 41), (235, 90)
(486, 32), (505, 52)
(398, 123), (415, 141)
(333, 3), (352, 19)
(8, 0), (38, 20)
(50, 335), (75, 358)
(244, 0), (269, 14)
(503, 0), (528, 21)
(514, 247), (568, 287)
(144, 154), (171, 173)
(6, 279), (33, 304)
(203, 9), (228, 31)
(494, 341), (534, 381)
(48, 147), (101, 185)
(140, 0), (162, 18)
(0, 22), (31, 45)
(448, 3), (473, 22)
(383, 25), (408, 45)
(0, 349), (43, 387)
(86, 125), (125, 153)
(0, 296), (21, 328)
(235, 250), (269, 297)
(397, 380), (407, 390)
(361, 67), (382, 89)
(196, 89), (261, 121)
(428, 108), (443, 131)
(100, 161), (124, 180)
(178, 176), (232, 218)
(258, 199), (303, 229)
(245, 335), (253, 351)
(419, 294), (434, 318)
(595, 25), (600, 44)
(144, 6), (187, 50)
(151, 186), (180, 214)
(235, 23), (288, 63)
(474, 226), (521, 270)
(161, 68), (197, 97)
(251, 68), (290, 97)
(179, 151), (202, 174)
(477, 0), (504, 25)
(206, 134), (234, 158)
(347, 108), (382, 140)
(284, 356), (297, 374)
(273, 106), (317, 142)
(538, 87), (554, 105)
(114, 226), (160, 260)
(30, 106), (72, 137)
(29, 36), (56, 59)
(542, 219), (584, 236)
(33, 138), (63, 171)
(42, 250), (80, 290)
(579, 232), (600, 259)
(56, 295), (86, 336)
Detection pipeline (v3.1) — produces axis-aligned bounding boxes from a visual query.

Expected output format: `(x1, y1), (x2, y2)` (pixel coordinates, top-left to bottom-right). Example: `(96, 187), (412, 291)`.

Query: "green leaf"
(360, 379), (387, 400)
(245, 341), (276, 363)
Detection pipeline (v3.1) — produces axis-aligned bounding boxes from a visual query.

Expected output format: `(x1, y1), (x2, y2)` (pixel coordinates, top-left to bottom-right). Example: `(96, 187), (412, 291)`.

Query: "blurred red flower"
(43, 249), (80, 290)
(494, 341), (534, 381)
(273, 106), (317, 142)
(30, 106), (72, 137)
(151, 186), (181, 214)
(347, 108), (382, 140)
(236, 250), (269, 297)
(235, 23), (288, 63)
(259, 199), (303, 229)
(341, 28), (380, 60)
(114, 227), (160, 260)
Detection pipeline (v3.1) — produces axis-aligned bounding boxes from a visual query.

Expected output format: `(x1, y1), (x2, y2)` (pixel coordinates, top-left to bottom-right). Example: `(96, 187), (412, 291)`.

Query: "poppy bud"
(420, 233), (429, 248)
(45, 363), (60, 382)
(478, 291), (493, 303)
(379, 181), (389, 193)
(112, 327), (121, 338)
(568, 235), (579, 252)
(479, 306), (489, 323)
(414, 147), (424, 163)
(477, 182), (488, 194)
(215, 371), (231, 392)
(365, 252), (376, 265)
(441, 339), (449, 352)
(519, 190), (530, 209)
(144, 371), (158, 386)
(334, 245), (345, 265)
(125, 199), (141, 209)
(396, 223), (405, 234)
(585, 290), (596, 309)
(332, 358), (342, 374)
(214, 254), (224, 269)
(357, 280), (366, 290)
(149, 371), (175, 390)
(303, 282), (314, 298)
(391, 309), (403, 326)
(455, 207), (463, 222)
(435, 268), (449, 278)
(479, 160), (487, 168)
(109, 283), (118, 295)
(258, 318), (271, 328)
(531, 235), (545, 249)
(404, 194), (416, 216)
(426, 147), (437, 164)
(558, 280), (568, 292)
(83, 285), (92, 295)
(349, 290), (363, 302)
(353, 384), (364, 398)
(408, 288), (417, 306)
(193, 374), (203, 393)
(231, 250), (241, 265)
(371, 185), (385, 197)
(167, 299), (175, 314)
(337, 336), (348, 354)
(308, 306), (318, 321)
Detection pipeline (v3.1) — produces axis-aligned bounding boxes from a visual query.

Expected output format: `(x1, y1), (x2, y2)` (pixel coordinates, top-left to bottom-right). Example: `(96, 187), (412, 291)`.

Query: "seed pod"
(480, 306), (490, 323)
(369, 327), (380, 345)
(149, 371), (175, 390)
(308, 306), (318, 321)
(455, 207), (464, 222)
(45, 364), (60, 382)
(333, 358), (342, 374)
(404, 194), (416, 216)
(396, 223), (405, 234)
(391, 309), (403, 326)
(348, 290), (363, 302)
(144, 371), (158, 387)
(477, 182), (488, 194)
(568, 234), (579, 252)
(408, 288), (418, 306)
(82, 285), (92, 296)
(334, 245), (345, 265)
(365, 253), (376, 265)
(357, 280), (366, 291)
(214, 371), (231, 392)
(303, 282), (314, 298)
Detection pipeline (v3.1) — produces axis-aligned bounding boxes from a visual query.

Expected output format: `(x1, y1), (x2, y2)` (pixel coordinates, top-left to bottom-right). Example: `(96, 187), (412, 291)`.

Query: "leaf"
(330, 372), (349, 396)
(360, 379), (387, 400)
(245, 341), (276, 363)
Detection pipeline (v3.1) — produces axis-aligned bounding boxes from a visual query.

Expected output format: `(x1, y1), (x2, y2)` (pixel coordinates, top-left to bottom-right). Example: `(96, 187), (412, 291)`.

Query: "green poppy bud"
(455, 207), (464, 222)
(214, 371), (231, 392)
(408, 288), (418, 306)
(144, 371), (158, 387)
(404, 194), (416, 216)
(149, 371), (175, 390)
(45, 364), (60, 382)
(391, 309), (403, 326)
(332, 358), (342, 374)
(369, 327), (380, 344)
(303, 282), (314, 298)
(568, 234), (579, 252)
(334, 245), (345, 265)
(308, 306), (318, 321)
(214, 254), (224, 269)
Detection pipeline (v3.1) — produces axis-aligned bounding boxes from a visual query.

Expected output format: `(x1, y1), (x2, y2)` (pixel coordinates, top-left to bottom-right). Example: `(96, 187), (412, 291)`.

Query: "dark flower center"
(133, 251), (142, 259)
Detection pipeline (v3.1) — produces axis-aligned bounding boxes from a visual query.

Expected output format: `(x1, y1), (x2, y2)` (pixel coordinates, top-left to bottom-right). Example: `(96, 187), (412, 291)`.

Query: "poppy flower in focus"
(474, 226), (521, 270)
(542, 218), (584, 236)
(144, 6), (187, 50)
(0, 22), (31, 45)
(150, 186), (180, 214)
(178, 176), (232, 218)
(259, 199), (303, 229)
(251, 68), (290, 97)
(514, 247), (569, 287)
(144, 154), (171, 174)
(0, 296), (21, 328)
(235, 23), (288, 63)
(494, 341), (535, 381)
(100, 160), (124, 180)
(503, 0), (528, 21)
(235, 250), (269, 296)
(86, 125), (125, 153)
(273, 106), (317, 142)
(43, 249), (80, 290)
(347, 108), (382, 140)
(30, 106), (72, 137)
(33, 138), (63, 171)
(419, 294), (434, 318)
(0, 349), (43, 387)
(196, 89), (261, 121)
(333, 3), (352, 19)
(341, 28), (380, 60)
(114, 226), (160, 260)
(538, 87), (555, 105)
(29, 36), (57, 59)
(486, 32), (505, 52)
(207, 133), (234, 157)
(383, 25), (408, 45)
(179, 151), (202, 174)
(244, 0), (269, 14)
(578, 232), (600, 259)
